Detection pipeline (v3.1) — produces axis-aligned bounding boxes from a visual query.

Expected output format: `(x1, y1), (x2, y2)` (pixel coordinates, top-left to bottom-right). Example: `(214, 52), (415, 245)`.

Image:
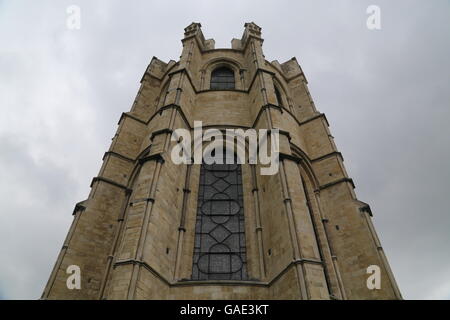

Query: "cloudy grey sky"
(0, 0), (449, 299)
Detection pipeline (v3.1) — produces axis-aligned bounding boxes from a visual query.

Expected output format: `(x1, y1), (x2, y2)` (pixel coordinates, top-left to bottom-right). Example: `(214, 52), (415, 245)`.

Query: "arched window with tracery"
(210, 67), (235, 90)
(191, 152), (247, 280)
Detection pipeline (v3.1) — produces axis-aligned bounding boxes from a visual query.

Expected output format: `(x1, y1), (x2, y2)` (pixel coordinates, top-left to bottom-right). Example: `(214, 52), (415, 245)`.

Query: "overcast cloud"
(0, 0), (449, 299)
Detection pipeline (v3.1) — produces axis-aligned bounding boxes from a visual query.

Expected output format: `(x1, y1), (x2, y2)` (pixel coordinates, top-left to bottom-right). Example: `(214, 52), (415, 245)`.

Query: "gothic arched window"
(191, 152), (247, 280)
(274, 86), (284, 107)
(210, 67), (235, 90)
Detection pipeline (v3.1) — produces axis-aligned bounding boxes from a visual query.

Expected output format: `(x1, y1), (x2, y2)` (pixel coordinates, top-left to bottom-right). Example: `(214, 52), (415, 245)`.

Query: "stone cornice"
(138, 152), (165, 165)
(118, 112), (147, 126)
(311, 151), (344, 163)
(90, 176), (132, 193)
(316, 178), (355, 192)
(251, 104), (329, 133)
(130, 197), (155, 206)
(357, 200), (373, 217)
(150, 128), (173, 140)
(298, 112), (329, 127)
(102, 151), (135, 163)
(279, 152), (302, 164)
(72, 199), (88, 215)
(113, 257), (325, 288)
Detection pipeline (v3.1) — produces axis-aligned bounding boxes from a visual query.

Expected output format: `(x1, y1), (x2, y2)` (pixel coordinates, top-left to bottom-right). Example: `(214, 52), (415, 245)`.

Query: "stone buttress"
(42, 22), (401, 300)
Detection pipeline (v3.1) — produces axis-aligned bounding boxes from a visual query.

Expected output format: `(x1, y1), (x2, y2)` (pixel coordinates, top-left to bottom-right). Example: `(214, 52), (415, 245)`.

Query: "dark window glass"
(275, 86), (283, 106)
(210, 67), (235, 90)
(191, 153), (247, 280)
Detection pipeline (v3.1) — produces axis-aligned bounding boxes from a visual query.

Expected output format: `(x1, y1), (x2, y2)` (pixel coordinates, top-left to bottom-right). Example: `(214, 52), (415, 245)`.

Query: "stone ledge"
(316, 178), (355, 192)
(90, 176), (132, 193)
(118, 112), (147, 126)
(113, 258), (325, 288)
(311, 151), (344, 163)
(130, 198), (155, 206)
(138, 152), (165, 165)
(72, 199), (89, 215)
(298, 112), (329, 127)
(102, 151), (135, 163)
(279, 152), (302, 164)
(150, 128), (173, 140)
(357, 200), (373, 217)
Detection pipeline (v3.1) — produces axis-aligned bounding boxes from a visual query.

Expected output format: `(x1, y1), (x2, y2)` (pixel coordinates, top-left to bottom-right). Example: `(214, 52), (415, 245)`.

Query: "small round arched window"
(210, 67), (235, 90)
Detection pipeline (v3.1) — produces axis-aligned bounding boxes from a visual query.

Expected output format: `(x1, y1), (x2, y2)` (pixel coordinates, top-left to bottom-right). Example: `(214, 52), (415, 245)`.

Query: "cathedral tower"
(42, 23), (401, 300)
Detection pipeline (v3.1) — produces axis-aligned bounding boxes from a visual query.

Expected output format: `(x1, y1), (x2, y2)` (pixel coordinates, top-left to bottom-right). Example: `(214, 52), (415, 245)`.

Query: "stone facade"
(42, 22), (401, 300)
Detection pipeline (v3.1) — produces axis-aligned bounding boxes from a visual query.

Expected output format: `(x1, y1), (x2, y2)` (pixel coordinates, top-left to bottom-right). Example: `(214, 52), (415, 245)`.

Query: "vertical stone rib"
(314, 190), (347, 299)
(251, 164), (266, 280)
(200, 70), (205, 90)
(301, 176), (334, 298)
(98, 189), (132, 299)
(250, 36), (309, 299)
(127, 38), (191, 297)
(127, 158), (163, 299)
(279, 159), (309, 299)
(173, 164), (192, 280)
(172, 38), (196, 280)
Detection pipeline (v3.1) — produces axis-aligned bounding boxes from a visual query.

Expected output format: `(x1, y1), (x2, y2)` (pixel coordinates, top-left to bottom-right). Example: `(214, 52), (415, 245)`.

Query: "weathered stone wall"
(42, 22), (401, 300)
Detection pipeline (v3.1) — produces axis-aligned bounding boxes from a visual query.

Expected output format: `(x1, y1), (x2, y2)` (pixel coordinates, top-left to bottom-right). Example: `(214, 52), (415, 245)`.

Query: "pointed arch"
(157, 79), (171, 108)
(274, 86), (284, 107)
(191, 150), (248, 280)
